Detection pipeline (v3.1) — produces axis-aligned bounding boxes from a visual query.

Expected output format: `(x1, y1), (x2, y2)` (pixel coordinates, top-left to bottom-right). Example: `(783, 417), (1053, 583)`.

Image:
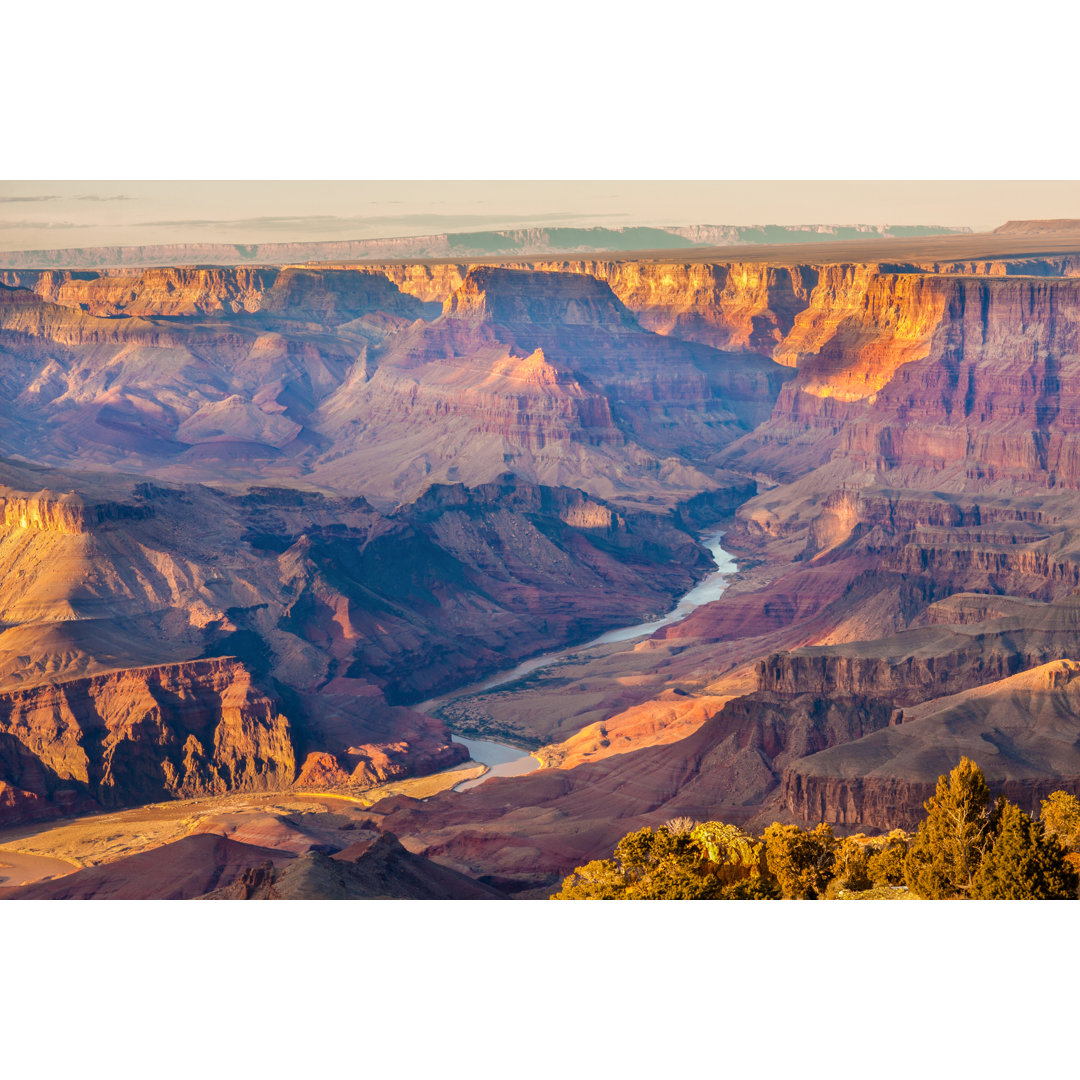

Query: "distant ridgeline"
(0, 223), (970, 269)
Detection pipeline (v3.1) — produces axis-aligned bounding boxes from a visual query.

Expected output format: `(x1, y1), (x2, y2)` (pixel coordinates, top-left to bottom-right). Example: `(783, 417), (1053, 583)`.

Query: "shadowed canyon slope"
(5, 228), (1080, 890)
(0, 456), (712, 826)
(4, 825), (502, 900)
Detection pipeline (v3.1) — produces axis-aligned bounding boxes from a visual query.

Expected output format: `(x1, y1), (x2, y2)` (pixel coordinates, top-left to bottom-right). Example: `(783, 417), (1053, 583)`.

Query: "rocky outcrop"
(993, 219), (1080, 236)
(730, 273), (1080, 487)
(0, 266), (434, 325)
(200, 830), (504, 900)
(0, 490), (153, 535)
(308, 266), (789, 502)
(0, 268), (790, 504)
(781, 660), (1080, 828)
(0, 456), (724, 821)
(917, 255), (1080, 277)
(508, 261), (821, 353)
(258, 267), (437, 324)
(19, 257), (1080, 499)
(770, 266), (949, 389)
(2, 825), (503, 900)
(802, 488), (1057, 559)
(756, 640), (1030, 704)
(370, 263), (468, 304)
(0, 283), (363, 482)
(0, 267), (277, 317)
(0, 657), (295, 826)
(756, 588), (1080, 702)
(302, 476), (715, 702)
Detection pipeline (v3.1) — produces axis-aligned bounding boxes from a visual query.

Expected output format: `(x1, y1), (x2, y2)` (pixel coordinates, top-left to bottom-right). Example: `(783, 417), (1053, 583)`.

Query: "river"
(420, 528), (737, 793)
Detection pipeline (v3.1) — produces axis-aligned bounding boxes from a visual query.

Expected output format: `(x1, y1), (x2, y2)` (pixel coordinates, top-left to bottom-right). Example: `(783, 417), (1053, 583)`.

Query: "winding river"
(419, 529), (738, 792)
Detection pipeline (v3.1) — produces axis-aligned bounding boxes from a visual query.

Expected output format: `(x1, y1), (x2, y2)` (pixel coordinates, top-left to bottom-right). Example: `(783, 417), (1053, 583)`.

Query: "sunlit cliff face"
(770, 267), (949, 400)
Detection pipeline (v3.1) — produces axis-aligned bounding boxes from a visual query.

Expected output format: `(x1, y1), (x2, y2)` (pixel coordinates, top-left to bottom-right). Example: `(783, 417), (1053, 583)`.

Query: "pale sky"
(1, 181), (1078, 252)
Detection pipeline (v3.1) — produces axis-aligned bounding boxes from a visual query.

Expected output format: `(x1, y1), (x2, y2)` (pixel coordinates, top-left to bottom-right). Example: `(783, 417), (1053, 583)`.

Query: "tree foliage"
(903, 757), (1000, 899)
(552, 858), (627, 900)
(689, 821), (767, 885)
(763, 822), (837, 899)
(554, 760), (1078, 901)
(554, 820), (776, 900)
(829, 835), (873, 893)
(971, 801), (1079, 900)
(866, 831), (910, 886)
(554, 825), (721, 899)
(1039, 791), (1080, 853)
(720, 875), (781, 900)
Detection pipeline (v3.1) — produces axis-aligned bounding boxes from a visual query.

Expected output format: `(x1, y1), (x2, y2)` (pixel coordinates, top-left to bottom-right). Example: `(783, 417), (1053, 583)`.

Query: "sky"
(2, 181), (1079, 252)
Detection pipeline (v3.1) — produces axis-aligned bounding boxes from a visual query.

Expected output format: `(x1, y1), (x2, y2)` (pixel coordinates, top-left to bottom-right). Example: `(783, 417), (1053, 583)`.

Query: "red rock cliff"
(0, 657), (295, 826)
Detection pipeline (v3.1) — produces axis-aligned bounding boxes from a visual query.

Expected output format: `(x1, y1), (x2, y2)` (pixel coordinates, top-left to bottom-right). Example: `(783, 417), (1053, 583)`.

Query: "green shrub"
(972, 801), (1079, 900)
(1039, 791), (1080, 853)
(763, 822), (838, 899)
(904, 758), (999, 899)
(867, 831), (909, 886)
(553, 825), (723, 899)
(831, 835), (873, 892)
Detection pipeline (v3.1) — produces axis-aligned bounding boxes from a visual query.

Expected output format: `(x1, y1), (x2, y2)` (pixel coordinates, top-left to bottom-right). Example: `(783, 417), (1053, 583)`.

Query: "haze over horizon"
(2, 180), (1078, 252)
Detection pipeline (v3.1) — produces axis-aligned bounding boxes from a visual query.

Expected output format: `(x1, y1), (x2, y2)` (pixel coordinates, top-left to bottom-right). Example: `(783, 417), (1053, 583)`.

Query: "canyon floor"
(4, 220), (1080, 897)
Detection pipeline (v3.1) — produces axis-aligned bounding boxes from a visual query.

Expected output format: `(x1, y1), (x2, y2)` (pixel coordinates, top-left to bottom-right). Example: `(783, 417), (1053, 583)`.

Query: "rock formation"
(6, 227), (1080, 874)
(0, 454), (715, 824)
(0, 265), (788, 505)
(2, 823), (502, 900)
(308, 266), (789, 502)
(0, 657), (295, 823)
(782, 660), (1080, 829)
(199, 830), (504, 900)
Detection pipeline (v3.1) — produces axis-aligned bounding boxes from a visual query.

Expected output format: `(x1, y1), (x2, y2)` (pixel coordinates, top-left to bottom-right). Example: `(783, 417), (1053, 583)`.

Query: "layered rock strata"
(781, 661), (1080, 828)
(0, 658), (294, 824)
(0, 458), (715, 824)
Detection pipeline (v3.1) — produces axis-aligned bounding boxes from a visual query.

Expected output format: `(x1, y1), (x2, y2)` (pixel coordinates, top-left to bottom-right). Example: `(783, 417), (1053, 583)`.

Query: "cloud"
(0, 193), (133, 206)
(0, 220), (93, 229)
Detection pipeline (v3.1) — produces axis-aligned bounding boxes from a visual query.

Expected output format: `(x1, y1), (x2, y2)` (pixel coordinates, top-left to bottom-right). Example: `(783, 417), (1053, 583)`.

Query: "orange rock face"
(0, 658), (294, 825)
(728, 272), (1080, 488)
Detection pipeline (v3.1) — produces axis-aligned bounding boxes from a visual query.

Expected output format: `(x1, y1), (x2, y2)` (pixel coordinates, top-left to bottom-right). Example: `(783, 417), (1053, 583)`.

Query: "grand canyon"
(4, 214), (1080, 899)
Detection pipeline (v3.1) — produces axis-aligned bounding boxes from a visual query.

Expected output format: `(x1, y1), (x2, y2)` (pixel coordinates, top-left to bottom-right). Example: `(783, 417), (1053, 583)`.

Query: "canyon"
(4, 220), (1080, 897)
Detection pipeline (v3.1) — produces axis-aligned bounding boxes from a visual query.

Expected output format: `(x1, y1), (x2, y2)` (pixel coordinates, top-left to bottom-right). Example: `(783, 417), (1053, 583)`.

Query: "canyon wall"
(0, 267), (790, 505)
(781, 660), (1080, 828)
(0, 657), (295, 826)
(0, 460), (718, 825)
(4, 238), (1080, 852)
(725, 271), (1080, 489)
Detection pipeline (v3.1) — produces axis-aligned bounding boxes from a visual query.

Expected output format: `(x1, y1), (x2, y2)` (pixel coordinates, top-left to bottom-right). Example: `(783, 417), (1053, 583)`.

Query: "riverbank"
(437, 529), (737, 791)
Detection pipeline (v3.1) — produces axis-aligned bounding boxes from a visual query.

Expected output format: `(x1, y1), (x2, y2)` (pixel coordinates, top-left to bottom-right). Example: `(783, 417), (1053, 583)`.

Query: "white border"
(3, 1), (1079, 1072)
